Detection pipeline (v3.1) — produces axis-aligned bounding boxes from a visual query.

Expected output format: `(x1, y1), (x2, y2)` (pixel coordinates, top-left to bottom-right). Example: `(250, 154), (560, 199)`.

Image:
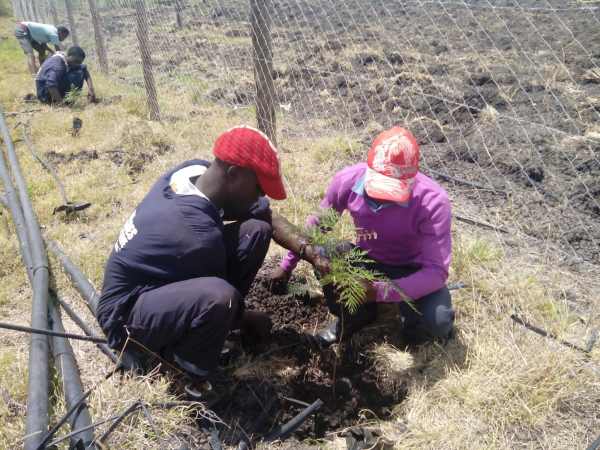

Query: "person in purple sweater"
(270, 126), (455, 346)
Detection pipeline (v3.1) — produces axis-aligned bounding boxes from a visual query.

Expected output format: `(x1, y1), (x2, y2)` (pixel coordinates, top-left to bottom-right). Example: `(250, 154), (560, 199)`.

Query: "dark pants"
(323, 261), (455, 344)
(36, 68), (87, 104)
(125, 219), (272, 377)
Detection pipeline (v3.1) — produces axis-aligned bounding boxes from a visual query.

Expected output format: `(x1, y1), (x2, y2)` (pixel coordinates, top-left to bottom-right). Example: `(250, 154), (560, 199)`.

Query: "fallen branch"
(429, 169), (507, 196)
(5, 109), (42, 116)
(455, 214), (509, 234)
(510, 314), (589, 355)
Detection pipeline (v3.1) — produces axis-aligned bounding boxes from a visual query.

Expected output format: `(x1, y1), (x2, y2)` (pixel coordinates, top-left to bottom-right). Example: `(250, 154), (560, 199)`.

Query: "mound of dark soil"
(199, 271), (404, 447)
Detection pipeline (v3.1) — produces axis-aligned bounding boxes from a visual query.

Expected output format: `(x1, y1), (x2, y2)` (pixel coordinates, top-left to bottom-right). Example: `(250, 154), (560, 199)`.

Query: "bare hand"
(305, 245), (331, 274)
(268, 266), (290, 295)
(88, 92), (98, 103)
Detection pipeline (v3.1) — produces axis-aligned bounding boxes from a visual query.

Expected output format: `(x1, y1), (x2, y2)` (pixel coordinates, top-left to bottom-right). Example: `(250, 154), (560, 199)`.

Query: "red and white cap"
(213, 125), (286, 200)
(364, 126), (419, 203)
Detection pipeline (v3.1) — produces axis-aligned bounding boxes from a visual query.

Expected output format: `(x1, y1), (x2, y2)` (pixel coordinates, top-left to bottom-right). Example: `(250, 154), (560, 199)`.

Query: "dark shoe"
(117, 347), (153, 374)
(184, 380), (221, 407)
(316, 319), (340, 347)
(316, 309), (377, 348)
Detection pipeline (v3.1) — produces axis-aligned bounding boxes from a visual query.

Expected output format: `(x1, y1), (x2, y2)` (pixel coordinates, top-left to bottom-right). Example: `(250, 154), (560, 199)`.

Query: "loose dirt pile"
(196, 270), (405, 447)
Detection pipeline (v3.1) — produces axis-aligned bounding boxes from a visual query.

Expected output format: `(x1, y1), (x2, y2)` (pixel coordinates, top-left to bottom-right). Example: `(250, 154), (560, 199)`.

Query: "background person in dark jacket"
(35, 46), (97, 104)
(15, 21), (69, 74)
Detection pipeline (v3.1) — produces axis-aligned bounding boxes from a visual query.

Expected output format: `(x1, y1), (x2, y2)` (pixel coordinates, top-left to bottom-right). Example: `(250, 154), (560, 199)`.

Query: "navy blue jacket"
(97, 160), (271, 347)
(35, 53), (89, 102)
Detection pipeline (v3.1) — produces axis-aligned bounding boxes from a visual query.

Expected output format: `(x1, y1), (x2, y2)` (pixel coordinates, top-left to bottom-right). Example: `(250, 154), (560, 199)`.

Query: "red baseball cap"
(212, 125), (286, 200)
(364, 127), (419, 203)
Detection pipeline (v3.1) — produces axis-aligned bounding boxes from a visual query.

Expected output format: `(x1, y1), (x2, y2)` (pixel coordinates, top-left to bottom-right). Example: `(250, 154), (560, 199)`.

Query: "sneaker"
(315, 319), (341, 347)
(184, 380), (221, 407)
(315, 308), (377, 348)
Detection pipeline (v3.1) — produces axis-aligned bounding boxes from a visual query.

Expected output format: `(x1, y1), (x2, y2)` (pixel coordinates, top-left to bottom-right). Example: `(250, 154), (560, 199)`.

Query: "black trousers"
(125, 219), (271, 377)
(323, 260), (455, 344)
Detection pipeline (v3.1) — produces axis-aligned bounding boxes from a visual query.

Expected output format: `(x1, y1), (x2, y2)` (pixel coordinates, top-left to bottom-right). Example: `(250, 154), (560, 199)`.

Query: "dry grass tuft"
(233, 355), (300, 381)
(370, 343), (416, 376)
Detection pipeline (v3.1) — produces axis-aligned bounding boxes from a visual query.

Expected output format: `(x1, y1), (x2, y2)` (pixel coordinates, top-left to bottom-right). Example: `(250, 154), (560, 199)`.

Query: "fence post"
(10, 0), (23, 19)
(87, 0), (109, 73)
(134, 0), (161, 121)
(21, 0), (31, 19)
(39, 1), (48, 22)
(64, 0), (79, 46)
(250, 0), (277, 145)
(174, 0), (183, 28)
(30, 0), (41, 21)
(49, 0), (59, 24)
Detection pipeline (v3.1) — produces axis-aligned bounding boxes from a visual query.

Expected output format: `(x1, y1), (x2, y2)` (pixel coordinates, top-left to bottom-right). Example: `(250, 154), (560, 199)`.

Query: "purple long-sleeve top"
(280, 163), (452, 302)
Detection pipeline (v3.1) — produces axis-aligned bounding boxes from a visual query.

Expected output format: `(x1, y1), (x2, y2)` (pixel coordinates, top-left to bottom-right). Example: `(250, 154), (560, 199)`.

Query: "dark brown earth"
(194, 270), (405, 447)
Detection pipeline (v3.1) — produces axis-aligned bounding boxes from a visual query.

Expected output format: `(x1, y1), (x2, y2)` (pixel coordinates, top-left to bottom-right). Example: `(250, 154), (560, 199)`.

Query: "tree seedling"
(302, 209), (416, 314)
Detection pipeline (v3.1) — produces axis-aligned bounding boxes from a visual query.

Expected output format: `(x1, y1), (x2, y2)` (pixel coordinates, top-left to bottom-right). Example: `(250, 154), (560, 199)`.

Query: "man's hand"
(87, 92), (98, 103)
(268, 266), (290, 295)
(305, 244), (331, 274)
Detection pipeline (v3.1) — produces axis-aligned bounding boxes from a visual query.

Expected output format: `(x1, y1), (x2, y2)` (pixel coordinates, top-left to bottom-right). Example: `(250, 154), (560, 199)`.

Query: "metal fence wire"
(9, 0), (600, 274)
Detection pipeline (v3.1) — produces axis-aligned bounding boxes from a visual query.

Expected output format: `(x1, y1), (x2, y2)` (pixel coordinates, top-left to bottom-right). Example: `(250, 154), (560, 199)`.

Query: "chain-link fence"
(10, 0), (600, 272)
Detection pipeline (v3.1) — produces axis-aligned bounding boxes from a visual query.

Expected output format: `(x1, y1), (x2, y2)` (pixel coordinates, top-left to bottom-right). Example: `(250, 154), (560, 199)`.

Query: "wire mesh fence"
(9, 0), (600, 273)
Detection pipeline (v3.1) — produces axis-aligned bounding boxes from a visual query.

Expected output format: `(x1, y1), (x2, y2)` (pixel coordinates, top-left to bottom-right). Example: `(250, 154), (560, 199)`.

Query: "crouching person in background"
(270, 126), (455, 347)
(36, 46), (97, 105)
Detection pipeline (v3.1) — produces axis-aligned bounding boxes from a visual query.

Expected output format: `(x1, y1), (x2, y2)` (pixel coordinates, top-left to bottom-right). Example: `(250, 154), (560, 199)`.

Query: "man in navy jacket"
(36, 46), (96, 104)
(97, 126), (327, 396)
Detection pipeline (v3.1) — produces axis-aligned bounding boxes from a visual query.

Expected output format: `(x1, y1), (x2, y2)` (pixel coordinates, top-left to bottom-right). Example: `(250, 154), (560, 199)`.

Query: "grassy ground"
(1, 13), (600, 449)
